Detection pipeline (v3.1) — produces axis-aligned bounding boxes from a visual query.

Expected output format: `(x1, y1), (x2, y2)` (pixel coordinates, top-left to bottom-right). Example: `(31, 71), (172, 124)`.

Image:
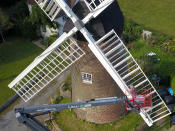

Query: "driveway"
(0, 69), (70, 131)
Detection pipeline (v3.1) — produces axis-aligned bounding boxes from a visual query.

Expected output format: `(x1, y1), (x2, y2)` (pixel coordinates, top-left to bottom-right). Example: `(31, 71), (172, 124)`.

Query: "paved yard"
(0, 69), (70, 131)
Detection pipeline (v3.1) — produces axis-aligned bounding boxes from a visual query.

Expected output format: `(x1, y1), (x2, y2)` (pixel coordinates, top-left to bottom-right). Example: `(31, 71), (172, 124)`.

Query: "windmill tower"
(63, 0), (125, 123)
(9, 0), (171, 127)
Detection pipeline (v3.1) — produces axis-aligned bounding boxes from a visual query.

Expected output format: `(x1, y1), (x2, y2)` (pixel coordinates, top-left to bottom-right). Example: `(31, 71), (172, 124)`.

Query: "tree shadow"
(0, 38), (42, 66)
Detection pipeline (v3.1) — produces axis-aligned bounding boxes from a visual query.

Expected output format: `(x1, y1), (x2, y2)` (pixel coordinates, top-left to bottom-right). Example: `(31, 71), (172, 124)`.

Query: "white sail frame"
(8, 0), (171, 126)
(9, 37), (85, 102)
(88, 29), (171, 126)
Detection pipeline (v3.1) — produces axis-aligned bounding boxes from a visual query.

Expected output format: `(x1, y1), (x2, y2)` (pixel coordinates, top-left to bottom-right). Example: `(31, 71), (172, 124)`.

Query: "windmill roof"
(63, 0), (124, 41)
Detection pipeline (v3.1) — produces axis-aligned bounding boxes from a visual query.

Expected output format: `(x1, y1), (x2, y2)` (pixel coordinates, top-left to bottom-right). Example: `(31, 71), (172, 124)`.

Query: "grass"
(118, 0), (175, 37)
(54, 98), (144, 131)
(130, 39), (175, 78)
(146, 119), (171, 131)
(53, 98), (171, 131)
(0, 38), (42, 106)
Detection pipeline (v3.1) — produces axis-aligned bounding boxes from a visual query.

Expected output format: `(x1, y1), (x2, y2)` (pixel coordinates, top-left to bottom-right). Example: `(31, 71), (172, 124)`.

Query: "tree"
(28, 5), (59, 30)
(0, 9), (13, 42)
(0, 0), (19, 7)
(9, 2), (59, 39)
(123, 21), (142, 44)
(9, 0), (30, 37)
(21, 5), (59, 39)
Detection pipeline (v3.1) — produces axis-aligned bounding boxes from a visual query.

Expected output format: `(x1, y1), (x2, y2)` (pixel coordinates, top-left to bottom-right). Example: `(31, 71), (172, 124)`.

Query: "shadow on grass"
(0, 38), (42, 66)
(0, 75), (17, 83)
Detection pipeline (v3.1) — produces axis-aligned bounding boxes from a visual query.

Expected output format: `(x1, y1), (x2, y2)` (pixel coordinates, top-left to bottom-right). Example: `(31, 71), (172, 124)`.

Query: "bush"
(171, 76), (175, 94)
(65, 75), (72, 91)
(62, 74), (71, 91)
(19, 18), (38, 39)
(41, 35), (57, 47)
(152, 33), (172, 45)
(10, 3), (59, 40)
(9, 0), (30, 36)
(52, 95), (63, 104)
(123, 20), (143, 44)
(167, 39), (175, 55)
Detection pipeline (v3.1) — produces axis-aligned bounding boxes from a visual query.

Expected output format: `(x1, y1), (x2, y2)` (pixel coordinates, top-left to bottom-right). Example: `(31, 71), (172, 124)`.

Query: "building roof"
(63, 0), (124, 41)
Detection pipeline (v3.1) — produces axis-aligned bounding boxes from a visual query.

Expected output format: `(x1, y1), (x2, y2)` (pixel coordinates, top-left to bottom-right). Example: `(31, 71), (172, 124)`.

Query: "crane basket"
(125, 88), (152, 110)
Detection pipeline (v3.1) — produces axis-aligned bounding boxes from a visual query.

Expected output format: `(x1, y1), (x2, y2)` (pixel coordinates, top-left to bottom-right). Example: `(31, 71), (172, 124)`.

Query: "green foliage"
(146, 117), (170, 131)
(62, 74), (71, 91)
(151, 33), (172, 46)
(123, 20), (143, 44)
(171, 76), (175, 93)
(28, 5), (59, 30)
(19, 17), (38, 39)
(52, 96), (63, 105)
(139, 54), (160, 74)
(41, 35), (57, 47)
(10, 2), (59, 39)
(9, 0), (35, 39)
(167, 39), (175, 55)
(53, 98), (143, 131)
(0, 8), (13, 42)
(130, 39), (175, 87)
(0, 9), (13, 31)
(10, 0), (29, 22)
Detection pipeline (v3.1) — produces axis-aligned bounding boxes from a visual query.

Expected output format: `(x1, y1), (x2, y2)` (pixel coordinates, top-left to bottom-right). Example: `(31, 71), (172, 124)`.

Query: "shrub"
(9, 0), (30, 37)
(41, 35), (57, 47)
(52, 96), (63, 104)
(28, 5), (59, 29)
(123, 20), (143, 44)
(167, 39), (175, 55)
(152, 33), (172, 45)
(19, 18), (38, 39)
(10, 3), (59, 39)
(171, 76), (175, 94)
(62, 74), (71, 91)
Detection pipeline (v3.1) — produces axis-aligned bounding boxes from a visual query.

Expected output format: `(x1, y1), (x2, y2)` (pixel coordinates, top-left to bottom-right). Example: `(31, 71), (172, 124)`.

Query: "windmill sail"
(34, 0), (114, 21)
(8, 0), (114, 102)
(34, 0), (62, 21)
(83, 0), (114, 17)
(9, 0), (171, 126)
(8, 35), (85, 102)
(88, 29), (171, 126)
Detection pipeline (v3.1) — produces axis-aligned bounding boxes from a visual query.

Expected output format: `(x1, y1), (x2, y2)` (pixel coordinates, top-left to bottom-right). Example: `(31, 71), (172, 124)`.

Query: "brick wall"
(71, 40), (126, 123)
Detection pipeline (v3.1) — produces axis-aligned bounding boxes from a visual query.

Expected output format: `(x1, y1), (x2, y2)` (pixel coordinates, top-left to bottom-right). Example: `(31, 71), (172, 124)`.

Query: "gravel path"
(0, 70), (70, 131)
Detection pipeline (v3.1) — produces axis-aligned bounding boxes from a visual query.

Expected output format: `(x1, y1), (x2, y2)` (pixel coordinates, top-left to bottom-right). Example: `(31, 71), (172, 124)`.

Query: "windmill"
(9, 0), (171, 128)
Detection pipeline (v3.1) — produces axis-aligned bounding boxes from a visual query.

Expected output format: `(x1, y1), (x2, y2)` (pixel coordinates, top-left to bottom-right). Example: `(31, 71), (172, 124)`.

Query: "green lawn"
(118, 0), (175, 37)
(54, 98), (143, 131)
(0, 38), (42, 106)
(54, 98), (170, 131)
